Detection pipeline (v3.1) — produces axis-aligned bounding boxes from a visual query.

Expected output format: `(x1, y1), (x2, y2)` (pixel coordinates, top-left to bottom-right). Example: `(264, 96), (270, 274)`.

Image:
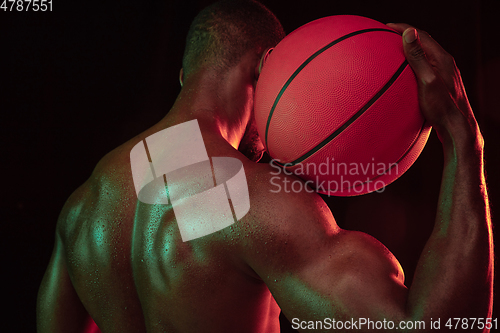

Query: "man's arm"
(390, 23), (493, 322)
(37, 231), (99, 333)
(241, 25), (492, 331)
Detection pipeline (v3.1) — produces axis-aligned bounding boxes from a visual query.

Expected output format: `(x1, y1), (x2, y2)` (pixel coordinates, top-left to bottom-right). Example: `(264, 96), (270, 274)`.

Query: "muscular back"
(50, 125), (282, 333)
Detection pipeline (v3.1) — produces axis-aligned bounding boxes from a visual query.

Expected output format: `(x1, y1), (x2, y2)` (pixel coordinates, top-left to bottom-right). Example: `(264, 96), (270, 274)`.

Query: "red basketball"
(255, 15), (431, 196)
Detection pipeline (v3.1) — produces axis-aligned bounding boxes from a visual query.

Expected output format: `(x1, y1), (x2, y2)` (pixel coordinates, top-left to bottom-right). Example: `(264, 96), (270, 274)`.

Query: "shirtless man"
(37, 0), (493, 332)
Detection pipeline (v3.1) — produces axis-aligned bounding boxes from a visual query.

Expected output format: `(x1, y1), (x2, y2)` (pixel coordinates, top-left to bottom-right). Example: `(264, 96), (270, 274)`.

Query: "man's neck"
(165, 70), (251, 150)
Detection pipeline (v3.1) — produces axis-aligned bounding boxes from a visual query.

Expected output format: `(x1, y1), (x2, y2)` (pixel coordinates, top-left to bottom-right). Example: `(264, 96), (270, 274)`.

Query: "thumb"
(402, 28), (436, 86)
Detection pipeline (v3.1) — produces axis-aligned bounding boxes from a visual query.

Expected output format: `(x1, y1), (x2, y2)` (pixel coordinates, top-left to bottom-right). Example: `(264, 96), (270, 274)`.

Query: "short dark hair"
(182, 0), (285, 78)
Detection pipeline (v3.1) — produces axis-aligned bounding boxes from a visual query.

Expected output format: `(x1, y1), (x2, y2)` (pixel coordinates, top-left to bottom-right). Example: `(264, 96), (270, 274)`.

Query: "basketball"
(255, 15), (431, 196)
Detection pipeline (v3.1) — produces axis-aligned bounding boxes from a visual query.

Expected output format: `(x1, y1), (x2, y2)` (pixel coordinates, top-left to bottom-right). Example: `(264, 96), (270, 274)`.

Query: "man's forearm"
(407, 126), (493, 323)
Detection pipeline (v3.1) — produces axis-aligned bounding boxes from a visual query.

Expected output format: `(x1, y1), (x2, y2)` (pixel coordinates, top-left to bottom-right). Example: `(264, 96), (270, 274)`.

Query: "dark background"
(3, 0), (499, 331)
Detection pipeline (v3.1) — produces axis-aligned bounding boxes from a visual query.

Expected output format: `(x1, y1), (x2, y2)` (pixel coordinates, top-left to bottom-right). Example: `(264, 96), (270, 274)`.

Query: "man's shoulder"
(243, 159), (326, 215)
(56, 138), (140, 235)
(236, 159), (338, 247)
(230, 159), (345, 281)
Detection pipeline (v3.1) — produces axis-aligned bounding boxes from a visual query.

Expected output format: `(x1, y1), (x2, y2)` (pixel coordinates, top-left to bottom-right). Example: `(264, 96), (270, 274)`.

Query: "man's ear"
(179, 68), (184, 87)
(255, 48), (274, 80)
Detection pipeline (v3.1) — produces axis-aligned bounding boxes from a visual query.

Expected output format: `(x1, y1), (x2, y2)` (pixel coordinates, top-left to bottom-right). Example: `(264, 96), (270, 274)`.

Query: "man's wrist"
(433, 106), (483, 155)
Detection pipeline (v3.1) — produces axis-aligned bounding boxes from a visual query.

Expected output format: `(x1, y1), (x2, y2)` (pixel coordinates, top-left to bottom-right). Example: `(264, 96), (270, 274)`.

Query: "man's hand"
(387, 23), (483, 148)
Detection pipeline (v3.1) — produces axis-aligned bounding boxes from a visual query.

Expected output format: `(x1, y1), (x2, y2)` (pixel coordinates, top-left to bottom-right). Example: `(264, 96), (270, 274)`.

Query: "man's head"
(181, 0), (285, 81)
(181, 0), (285, 162)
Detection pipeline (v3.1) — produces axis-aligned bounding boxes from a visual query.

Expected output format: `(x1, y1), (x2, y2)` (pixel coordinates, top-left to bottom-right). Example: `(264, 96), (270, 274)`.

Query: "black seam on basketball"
(284, 59), (409, 166)
(273, 119), (428, 193)
(264, 28), (400, 148)
(337, 119), (428, 192)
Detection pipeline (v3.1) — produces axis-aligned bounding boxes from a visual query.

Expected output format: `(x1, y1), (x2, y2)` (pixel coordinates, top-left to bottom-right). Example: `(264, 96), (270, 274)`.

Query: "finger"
(386, 22), (413, 34)
(401, 27), (437, 86)
(390, 24), (461, 106)
(388, 23), (448, 65)
(388, 24), (433, 50)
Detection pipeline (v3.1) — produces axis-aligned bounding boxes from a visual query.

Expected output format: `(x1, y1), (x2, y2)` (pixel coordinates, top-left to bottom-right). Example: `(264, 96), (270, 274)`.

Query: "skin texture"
(37, 24), (493, 333)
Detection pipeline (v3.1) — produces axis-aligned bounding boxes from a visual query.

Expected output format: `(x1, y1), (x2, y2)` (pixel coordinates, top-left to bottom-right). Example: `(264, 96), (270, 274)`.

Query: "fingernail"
(404, 28), (418, 43)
